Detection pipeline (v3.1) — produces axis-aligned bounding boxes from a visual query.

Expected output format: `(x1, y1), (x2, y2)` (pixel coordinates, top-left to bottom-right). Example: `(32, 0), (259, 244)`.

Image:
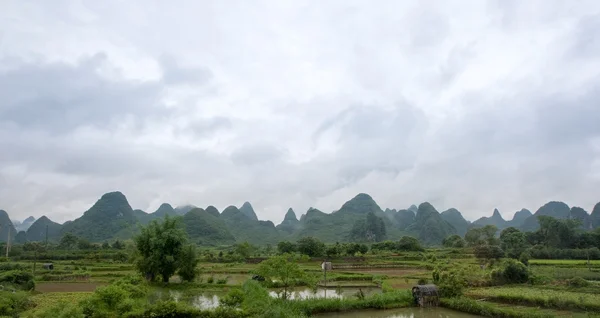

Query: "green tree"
(133, 216), (188, 283)
(397, 236), (424, 251)
(112, 239), (124, 250)
(296, 237), (325, 257)
(464, 225), (498, 246)
(235, 242), (255, 259)
(474, 244), (504, 265)
(59, 232), (79, 249)
(443, 235), (466, 248)
(77, 238), (93, 250)
(277, 241), (296, 254)
(177, 244), (199, 282)
(500, 227), (528, 258)
(255, 254), (306, 300)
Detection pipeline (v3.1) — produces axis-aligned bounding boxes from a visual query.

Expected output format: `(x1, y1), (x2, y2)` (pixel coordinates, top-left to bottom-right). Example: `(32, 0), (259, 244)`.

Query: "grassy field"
(466, 286), (600, 312)
(6, 249), (600, 317)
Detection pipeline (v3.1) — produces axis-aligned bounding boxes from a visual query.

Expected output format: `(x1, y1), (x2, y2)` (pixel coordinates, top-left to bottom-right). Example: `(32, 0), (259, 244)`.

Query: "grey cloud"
(0, 54), (165, 133)
(159, 55), (213, 85)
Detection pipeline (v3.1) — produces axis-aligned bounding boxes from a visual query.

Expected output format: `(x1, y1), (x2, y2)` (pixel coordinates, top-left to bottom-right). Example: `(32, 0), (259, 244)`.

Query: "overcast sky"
(2, 1), (600, 224)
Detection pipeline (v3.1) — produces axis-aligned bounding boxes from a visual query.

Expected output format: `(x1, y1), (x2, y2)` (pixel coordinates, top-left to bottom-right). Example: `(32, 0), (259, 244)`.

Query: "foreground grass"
(441, 297), (559, 318)
(466, 286), (600, 312)
(23, 292), (93, 316)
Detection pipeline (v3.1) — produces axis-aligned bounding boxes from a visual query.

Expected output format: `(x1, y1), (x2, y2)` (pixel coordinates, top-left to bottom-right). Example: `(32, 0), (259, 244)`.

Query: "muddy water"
(316, 307), (482, 318)
(164, 286), (382, 310)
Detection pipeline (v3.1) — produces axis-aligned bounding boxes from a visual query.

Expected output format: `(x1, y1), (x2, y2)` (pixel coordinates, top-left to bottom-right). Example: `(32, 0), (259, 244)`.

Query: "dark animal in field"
(252, 275), (265, 281)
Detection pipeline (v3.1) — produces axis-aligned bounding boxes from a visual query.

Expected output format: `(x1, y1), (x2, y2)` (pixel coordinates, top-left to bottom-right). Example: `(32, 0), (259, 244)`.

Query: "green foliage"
(442, 235), (466, 248)
(0, 291), (32, 316)
(491, 260), (529, 285)
(177, 244), (199, 282)
(0, 270), (35, 290)
(566, 276), (590, 288)
(221, 288), (245, 308)
(474, 245), (504, 264)
(59, 232), (79, 249)
(133, 216), (189, 282)
(277, 241), (297, 254)
(255, 254), (307, 299)
(441, 297), (555, 318)
(465, 225), (499, 246)
(397, 236), (424, 251)
(537, 215), (581, 248)
(500, 227), (527, 258)
(296, 237), (325, 257)
(432, 266), (466, 297)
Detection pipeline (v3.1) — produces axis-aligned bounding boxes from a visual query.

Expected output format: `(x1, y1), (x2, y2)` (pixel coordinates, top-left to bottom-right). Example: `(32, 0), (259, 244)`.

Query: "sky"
(1, 0), (600, 224)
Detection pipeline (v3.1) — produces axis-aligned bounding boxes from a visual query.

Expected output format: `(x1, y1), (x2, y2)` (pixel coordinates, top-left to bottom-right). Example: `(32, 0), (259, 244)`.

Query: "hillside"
(26, 216), (62, 242)
(14, 216), (36, 232)
(507, 209), (532, 228)
(276, 208), (300, 234)
(182, 208), (235, 246)
(0, 210), (17, 242)
(174, 205), (197, 215)
(292, 193), (400, 243)
(440, 208), (470, 236)
(393, 210), (416, 230)
(592, 203), (600, 228)
(61, 191), (137, 241)
(570, 207), (592, 230)
(521, 201), (571, 231)
(239, 202), (259, 221)
(220, 206), (281, 245)
(205, 206), (220, 218)
(472, 209), (507, 229)
(405, 202), (456, 245)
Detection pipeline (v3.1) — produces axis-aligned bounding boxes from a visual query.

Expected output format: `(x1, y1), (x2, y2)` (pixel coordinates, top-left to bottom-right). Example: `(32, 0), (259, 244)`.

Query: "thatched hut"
(411, 284), (439, 307)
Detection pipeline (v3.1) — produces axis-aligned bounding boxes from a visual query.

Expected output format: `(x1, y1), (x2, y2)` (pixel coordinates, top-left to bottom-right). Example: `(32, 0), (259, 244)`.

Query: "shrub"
(221, 288), (244, 308)
(0, 270), (35, 290)
(491, 260), (529, 285)
(567, 277), (590, 288)
(0, 291), (33, 316)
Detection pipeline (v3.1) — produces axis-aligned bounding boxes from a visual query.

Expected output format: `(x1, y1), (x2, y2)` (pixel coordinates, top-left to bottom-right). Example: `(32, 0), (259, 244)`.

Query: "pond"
(316, 307), (482, 318)
(154, 286), (382, 310)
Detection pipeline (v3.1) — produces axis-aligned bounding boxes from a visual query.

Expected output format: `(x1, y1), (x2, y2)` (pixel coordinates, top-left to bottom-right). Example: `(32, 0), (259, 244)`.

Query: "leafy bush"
(0, 270), (35, 290)
(221, 288), (244, 308)
(0, 291), (33, 316)
(567, 277), (590, 288)
(491, 260), (529, 285)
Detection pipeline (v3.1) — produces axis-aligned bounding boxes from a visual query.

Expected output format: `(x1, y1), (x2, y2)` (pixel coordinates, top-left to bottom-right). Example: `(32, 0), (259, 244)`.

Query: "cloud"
(1, 0), (600, 224)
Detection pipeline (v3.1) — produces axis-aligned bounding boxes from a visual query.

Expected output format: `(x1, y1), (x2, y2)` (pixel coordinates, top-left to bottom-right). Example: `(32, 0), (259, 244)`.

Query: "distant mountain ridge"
(2, 191), (599, 246)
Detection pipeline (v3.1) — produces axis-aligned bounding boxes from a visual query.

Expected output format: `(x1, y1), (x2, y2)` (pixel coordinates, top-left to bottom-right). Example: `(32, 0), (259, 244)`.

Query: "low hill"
(174, 205), (197, 215)
(239, 202), (259, 221)
(276, 208), (300, 234)
(291, 193), (401, 243)
(521, 201), (571, 231)
(205, 206), (220, 218)
(183, 208), (235, 246)
(221, 206), (281, 245)
(440, 208), (470, 236)
(0, 210), (17, 243)
(472, 209), (507, 229)
(570, 207), (592, 230)
(592, 203), (600, 229)
(26, 216), (62, 242)
(406, 202), (456, 245)
(507, 209), (532, 228)
(61, 191), (137, 241)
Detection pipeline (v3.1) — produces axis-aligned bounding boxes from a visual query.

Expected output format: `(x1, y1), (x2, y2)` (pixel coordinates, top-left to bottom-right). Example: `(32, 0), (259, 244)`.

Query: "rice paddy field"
(4, 249), (600, 317)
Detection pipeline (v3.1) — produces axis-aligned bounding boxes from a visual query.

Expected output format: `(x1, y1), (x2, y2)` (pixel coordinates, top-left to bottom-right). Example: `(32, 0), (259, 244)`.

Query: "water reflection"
(160, 287), (382, 310)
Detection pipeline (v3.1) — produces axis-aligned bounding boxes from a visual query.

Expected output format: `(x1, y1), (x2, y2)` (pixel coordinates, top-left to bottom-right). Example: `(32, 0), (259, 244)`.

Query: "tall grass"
(442, 297), (556, 318)
(466, 286), (600, 311)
